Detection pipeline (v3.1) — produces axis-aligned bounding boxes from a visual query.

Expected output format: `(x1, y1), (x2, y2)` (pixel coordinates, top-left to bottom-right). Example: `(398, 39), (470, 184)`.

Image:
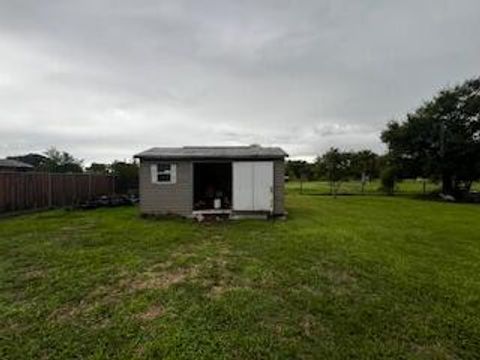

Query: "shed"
(134, 145), (288, 219)
(0, 159), (34, 172)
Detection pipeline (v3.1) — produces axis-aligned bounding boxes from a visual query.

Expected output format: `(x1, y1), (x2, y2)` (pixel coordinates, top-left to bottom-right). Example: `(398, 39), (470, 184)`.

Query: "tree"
(380, 166), (397, 195)
(86, 163), (110, 174)
(40, 147), (83, 173)
(110, 161), (139, 193)
(349, 150), (380, 179)
(348, 150), (380, 193)
(285, 160), (315, 180)
(316, 148), (352, 197)
(381, 77), (480, 196)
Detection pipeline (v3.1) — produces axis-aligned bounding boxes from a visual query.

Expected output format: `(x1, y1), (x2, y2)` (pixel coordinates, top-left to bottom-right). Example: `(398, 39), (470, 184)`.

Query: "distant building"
(0, 159), (34, 172)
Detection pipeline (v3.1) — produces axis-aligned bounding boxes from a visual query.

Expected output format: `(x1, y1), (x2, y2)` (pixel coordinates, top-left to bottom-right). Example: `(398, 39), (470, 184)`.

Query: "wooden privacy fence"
(0, 172), (115, 213)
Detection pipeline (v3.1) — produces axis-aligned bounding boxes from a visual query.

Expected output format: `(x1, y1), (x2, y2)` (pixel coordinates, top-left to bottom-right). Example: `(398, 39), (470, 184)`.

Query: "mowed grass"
(1, 195), (480, 359)
(286, 179), (480, 195)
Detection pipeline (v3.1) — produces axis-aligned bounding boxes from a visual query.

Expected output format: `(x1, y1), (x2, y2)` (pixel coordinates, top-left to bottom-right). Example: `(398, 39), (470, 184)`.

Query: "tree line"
(286, 149), (383, 182)
(287, 76), (480, 199)
(286, 149), (389, 196)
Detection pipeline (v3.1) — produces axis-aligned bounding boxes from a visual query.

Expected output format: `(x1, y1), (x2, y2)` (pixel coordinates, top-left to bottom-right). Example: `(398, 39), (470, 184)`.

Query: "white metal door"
(233, 161), (273, 212)
(253, 162), (273, 211)
(233, 162), (254, 211)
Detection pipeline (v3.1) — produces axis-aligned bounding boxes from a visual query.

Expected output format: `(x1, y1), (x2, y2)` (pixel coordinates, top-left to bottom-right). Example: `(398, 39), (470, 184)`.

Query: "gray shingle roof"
(134, 146), (288, 160)
(0, 159), (34, 169)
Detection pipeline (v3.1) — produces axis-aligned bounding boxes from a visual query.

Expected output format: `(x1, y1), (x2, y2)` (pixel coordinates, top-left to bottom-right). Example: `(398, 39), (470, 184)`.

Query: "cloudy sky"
(0, 0), (479, 163)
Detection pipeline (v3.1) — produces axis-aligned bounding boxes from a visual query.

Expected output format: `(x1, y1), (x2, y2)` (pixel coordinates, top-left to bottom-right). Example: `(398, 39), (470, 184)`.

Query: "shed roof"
(0, 159), (34, 169)
(135, 146), (288, 160)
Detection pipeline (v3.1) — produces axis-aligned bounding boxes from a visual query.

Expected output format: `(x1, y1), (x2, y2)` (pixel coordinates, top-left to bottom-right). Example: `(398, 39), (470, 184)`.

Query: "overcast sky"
(1, 0), (479, 163)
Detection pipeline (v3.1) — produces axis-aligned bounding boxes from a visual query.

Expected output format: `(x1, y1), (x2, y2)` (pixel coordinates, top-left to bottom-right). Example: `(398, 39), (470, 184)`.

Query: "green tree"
(40, 147), (83, 173)
(86, 163), (110, 174)
(285, 160), (315, 180)
(381, 77), (480, 196)
(110, 161), (139, 193)
(317, 148), (352, 197)
(380, 166), (397, 195)
(349, 150), (380, 180)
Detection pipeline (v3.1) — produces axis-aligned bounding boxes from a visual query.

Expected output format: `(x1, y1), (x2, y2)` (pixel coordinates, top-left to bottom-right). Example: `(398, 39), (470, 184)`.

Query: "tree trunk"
(442, 173), (453, 194)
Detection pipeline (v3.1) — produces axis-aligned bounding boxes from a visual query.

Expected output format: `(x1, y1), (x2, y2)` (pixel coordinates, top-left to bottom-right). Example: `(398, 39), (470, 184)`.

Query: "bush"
(380, 167), (396, 195)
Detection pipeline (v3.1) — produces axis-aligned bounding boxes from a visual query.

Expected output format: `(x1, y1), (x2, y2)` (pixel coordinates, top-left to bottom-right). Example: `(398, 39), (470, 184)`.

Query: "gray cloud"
(1, 0), (479, 163)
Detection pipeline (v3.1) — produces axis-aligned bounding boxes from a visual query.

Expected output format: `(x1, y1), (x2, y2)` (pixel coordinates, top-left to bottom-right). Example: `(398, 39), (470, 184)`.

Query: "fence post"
(72, 174), (76, 205)
(48, 173), (53, 208)
(88, 173), (92, 200)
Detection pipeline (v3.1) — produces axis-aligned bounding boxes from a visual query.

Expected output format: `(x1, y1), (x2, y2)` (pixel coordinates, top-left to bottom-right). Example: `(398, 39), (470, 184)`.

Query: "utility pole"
(439, 119), (450, 194)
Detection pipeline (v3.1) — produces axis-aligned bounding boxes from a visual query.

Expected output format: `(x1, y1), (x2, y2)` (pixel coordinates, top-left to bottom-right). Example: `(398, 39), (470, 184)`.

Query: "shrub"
(380, 167), (396, 195)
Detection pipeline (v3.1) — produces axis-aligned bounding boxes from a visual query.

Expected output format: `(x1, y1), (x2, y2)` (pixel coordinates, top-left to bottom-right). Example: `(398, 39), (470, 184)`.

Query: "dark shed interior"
(193, 162), (232, 210)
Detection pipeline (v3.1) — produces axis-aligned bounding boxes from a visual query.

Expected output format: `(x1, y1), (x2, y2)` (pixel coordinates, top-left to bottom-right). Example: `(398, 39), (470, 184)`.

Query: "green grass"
(286, 179), (480, 196)
(1, 195), (480, 359)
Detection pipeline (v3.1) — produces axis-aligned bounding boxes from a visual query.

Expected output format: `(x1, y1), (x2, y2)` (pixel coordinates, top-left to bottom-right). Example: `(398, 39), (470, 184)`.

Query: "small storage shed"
(134, 145), (288, 218)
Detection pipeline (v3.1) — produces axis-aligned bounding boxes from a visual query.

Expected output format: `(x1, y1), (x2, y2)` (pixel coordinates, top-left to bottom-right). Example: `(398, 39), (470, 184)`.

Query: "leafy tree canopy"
(86, 163), (110, 174)
(381, 77), (480, 195)
(315, 148), (380, 181)
(110, 161), (139, 193)
(286, 160), (315, 180)
(40, 147), (84, 173)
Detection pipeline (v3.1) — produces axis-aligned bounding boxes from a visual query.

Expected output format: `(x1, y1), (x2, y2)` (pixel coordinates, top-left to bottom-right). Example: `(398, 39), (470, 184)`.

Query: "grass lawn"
(1, 195), (480, 359)
(286, 179), (480, 195)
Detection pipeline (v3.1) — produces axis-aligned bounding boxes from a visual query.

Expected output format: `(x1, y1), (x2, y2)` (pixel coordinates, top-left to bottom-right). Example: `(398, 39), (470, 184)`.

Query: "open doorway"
(193, 162), (232, 210)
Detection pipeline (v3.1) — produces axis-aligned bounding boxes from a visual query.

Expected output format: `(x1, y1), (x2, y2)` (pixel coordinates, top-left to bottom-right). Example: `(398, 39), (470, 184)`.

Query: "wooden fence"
(0, 172), (115, 213)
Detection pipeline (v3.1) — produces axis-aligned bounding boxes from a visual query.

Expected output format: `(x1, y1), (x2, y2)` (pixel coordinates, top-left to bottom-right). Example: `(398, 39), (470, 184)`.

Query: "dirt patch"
(147, 260), (173, 272)
(301, 315), (317, 337)
(135, 304), (165, 321)
(170, 250), (198, 262)
(207, 279), (233, 298)
(209, 284), (227, 297)
(149, 239), (237, 298)
(127, 266), (199, 290)
(86, 262), (199, 301)
(207, 284), (250, 299)
(203, 257), (251, 298)
(49, 240), (234, 322)
(89, 288), (125, 309)
(315, 265), (358, 296)
(323, 266), (356, 285)
(49, 302), (85, 322)
(412, 343), (455, 359)
(22, 268), (46, 280)
(272, 322), (285, 336)
(49, 300), (113, 329)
